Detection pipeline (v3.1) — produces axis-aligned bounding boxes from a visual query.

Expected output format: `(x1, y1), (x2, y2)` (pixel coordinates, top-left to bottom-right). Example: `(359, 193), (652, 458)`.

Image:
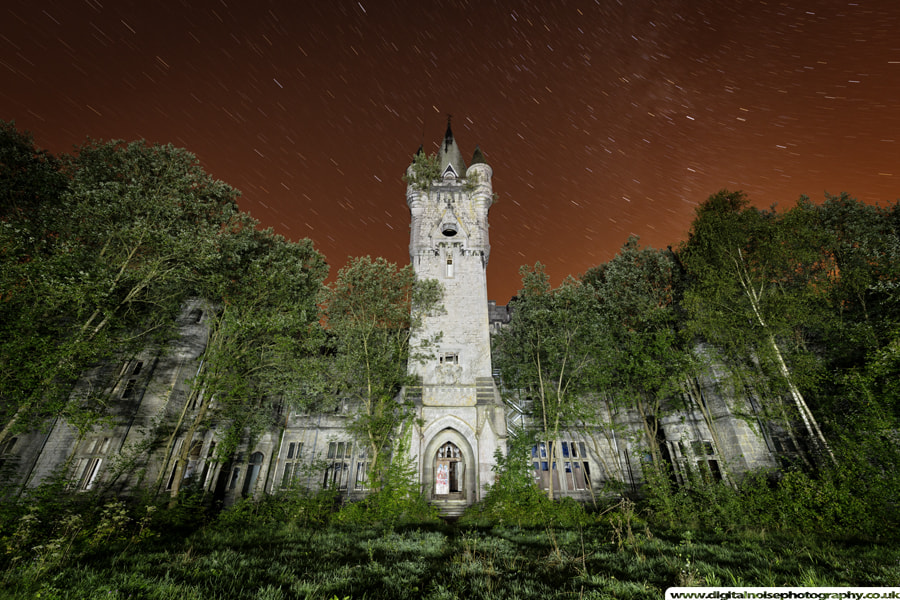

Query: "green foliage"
(320, 256), (441, 482)
(493, 264), (600, 498)
(642, 450), (899, 539)
(679, 191), (839, 462)
(3, 510), (898, 598)
(161, 220), (327, 497)
(0, 487), (164, 588)
(585, 238), (689, 472)
(151, 481), (212, 531)
(1, 131), (242, 444)
(493, 195), (900, 539)
(402, 151), (441, 191)
(215, 488), (340, 528)
(335, 423), (440, 528)
(0, 120), (66, 223)
(461, 433), (588, 528)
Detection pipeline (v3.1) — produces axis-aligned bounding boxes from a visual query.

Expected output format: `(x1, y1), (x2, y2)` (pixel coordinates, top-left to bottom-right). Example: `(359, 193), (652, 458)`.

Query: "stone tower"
(405, 120), (506, 512)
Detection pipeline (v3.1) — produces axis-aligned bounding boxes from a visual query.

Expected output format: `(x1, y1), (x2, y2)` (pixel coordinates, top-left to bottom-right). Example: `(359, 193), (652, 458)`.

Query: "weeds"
(1, 476), (897, 598)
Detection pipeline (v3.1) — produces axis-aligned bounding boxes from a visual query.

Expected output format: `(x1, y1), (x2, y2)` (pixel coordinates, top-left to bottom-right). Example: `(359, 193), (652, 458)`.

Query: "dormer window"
(441, 222), (458, 237)
(442, 165), (457, 180)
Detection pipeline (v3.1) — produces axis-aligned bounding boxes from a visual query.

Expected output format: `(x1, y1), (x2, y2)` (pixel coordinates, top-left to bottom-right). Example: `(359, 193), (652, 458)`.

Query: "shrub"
(215, 488), (340, 528)
(460, 435), (589, 528)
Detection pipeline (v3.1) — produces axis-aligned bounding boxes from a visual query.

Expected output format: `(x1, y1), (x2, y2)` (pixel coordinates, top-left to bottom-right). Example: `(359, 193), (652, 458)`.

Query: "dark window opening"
(166, 462), (179, 491)
(242, 452), (263, 496)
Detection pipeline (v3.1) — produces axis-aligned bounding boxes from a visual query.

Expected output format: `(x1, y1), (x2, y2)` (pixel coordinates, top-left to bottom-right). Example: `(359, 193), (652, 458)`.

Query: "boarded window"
(533, 439), (590, 493)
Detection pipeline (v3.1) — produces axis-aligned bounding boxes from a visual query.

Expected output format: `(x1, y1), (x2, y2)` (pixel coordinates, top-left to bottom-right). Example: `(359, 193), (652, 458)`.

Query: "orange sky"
(3, 0), (898, 301)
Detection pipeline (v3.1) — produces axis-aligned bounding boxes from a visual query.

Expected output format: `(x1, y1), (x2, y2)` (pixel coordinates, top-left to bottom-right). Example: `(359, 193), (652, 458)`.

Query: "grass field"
(3, 516), (897, 599)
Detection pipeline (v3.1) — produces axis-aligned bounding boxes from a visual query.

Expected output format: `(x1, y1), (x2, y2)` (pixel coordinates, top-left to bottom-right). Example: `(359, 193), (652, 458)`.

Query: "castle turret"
(406, 120), (505, 512)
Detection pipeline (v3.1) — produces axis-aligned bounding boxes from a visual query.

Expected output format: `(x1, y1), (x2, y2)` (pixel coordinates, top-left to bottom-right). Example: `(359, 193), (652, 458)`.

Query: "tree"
(584, 238), (688, 482)
(318, 256), (441, 489)
(678, 190), (836, 464)
(493, 264), (600, 499)
(0, 139), (240, 447)
(161, 220), (328, 498)
(0, 121), (66, 224)
(0, 122), (70, 444)
(812, 194), (900, 364)
(792, 195), (900, 441)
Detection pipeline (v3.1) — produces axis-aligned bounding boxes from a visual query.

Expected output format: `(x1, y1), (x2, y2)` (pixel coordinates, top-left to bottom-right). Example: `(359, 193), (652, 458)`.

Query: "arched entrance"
(422, 425), (477, 506)
(434, 441), (464, 499)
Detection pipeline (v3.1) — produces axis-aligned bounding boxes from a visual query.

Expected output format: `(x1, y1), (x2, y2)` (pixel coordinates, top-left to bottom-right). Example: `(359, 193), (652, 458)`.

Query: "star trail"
(2, 0), (898, 301)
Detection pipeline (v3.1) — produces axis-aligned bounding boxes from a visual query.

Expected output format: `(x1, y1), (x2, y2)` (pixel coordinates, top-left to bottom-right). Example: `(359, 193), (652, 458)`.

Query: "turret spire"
(443, 114), (453, 150)
(437, 114), (466, 179)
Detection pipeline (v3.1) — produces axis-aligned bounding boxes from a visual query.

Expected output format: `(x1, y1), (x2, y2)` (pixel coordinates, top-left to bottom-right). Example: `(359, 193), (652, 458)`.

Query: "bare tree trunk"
(683, 376), (735, 487)
(0, 247), (173, 448)
(168, 388), (212, 501)
(732, 248), (836, 465)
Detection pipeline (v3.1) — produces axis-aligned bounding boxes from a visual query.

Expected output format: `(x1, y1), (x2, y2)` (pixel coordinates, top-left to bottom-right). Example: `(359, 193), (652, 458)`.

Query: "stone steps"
(434, 500), (468, 518)
(475, 377), (497, 405)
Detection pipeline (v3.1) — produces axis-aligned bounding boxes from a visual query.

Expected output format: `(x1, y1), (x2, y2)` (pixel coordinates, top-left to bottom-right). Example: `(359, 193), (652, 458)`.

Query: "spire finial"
(444, 114), (454, 150)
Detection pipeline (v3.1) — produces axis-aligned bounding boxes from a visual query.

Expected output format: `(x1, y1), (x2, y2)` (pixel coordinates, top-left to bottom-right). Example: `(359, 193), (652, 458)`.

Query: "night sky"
(3, 1), (898, 302)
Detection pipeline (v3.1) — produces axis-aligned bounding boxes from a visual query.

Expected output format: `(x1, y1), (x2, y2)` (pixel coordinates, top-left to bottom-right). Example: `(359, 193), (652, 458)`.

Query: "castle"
(1, 124), (782, 509)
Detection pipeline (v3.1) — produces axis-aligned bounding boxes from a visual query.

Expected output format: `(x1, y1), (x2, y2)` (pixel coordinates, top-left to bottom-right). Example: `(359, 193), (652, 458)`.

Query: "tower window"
(446, 256), (454, 278)
(440, 222), (458, 237)
(440, 353), (458, 365)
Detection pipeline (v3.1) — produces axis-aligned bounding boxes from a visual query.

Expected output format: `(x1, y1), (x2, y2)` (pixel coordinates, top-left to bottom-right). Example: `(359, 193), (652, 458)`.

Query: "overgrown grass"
(3, 453), (898, 599)
(2, 504), (897, 599)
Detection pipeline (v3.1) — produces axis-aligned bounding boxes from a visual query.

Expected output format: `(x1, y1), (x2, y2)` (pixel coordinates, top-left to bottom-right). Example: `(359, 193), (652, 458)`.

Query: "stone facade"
(1, 125), (787, 508)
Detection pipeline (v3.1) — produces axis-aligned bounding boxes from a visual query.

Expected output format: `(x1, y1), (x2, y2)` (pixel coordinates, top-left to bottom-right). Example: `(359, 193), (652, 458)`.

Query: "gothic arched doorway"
(434, 440), (464, 499)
